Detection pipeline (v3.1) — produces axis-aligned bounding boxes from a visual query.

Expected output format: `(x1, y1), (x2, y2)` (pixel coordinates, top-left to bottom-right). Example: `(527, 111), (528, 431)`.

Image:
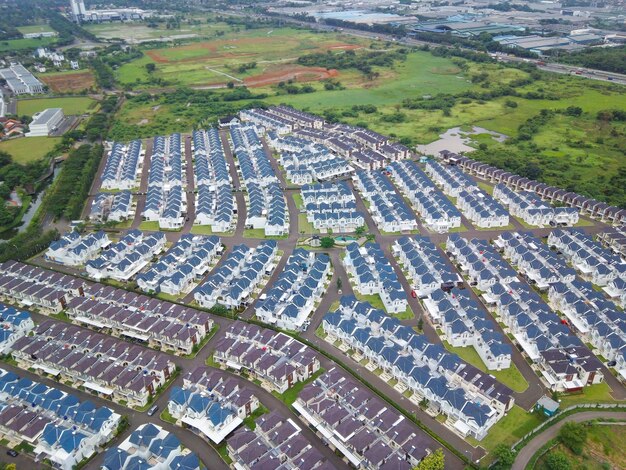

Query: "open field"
(537, 423), (626, 470)
(39, 70), (96, 93)
(84, 17), (232, 43)
(116, 27), (365, 89)
(0, 137), (61, 164)
(0, 36), (57, 52)
(17, 25), (56, 35)
(17, 97), (97, 116)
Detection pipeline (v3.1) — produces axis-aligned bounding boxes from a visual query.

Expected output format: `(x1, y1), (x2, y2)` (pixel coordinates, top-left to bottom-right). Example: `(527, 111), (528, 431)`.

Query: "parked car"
(147, 405), (158, 416)
(6, 450), (18, 457)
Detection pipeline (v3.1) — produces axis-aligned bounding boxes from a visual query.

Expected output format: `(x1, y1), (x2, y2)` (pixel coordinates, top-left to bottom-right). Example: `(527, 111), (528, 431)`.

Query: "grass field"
(116, 27), (365, 89)
(17, 97), (97, 116)
(0, 36), (56, 52)
(0, 137), (61, 164)
(17, 25), (56, 35)
(441, 340), (528, 392)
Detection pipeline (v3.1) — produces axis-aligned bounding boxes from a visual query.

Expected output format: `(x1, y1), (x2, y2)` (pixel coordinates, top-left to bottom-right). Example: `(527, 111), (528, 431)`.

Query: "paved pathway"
(512, 411), (626, 470)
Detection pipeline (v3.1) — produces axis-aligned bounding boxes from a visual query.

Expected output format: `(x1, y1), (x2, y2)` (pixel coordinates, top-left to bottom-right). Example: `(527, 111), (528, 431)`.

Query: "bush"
(558, 421), (587, 455)
(544, 451), (571, 470)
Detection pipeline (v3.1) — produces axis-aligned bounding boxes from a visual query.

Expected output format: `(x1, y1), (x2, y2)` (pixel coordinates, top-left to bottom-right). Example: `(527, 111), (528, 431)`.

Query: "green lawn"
(442, 340), (529, 393)
(355, 293), (414, 320)
(476, 405), (545, 460)
(557, 382), (618, 407)
(17, 97), (97, 116)
(17, 25), (56, 35)
(243, 228), (267, 238)
(0, 137), (61, 164)
(138, 221), (160, 231)
(0, 36), (56, 52)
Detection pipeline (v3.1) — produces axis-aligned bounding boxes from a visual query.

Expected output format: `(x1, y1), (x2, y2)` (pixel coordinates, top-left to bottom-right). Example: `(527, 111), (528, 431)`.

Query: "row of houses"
(136, 234), (222, 296)
(597, 226), (626, 258)
(46, 230), (110, 266)
(392, 236), (461, 298)
(496, 231), (577, 290)
(424, 160), (475, 198)
(424, 288), (512, 370)
(0, 368), (121, 470)
(143, 133), (187, 230)
(89, 191), (134, 223)
(353, 170), (417, 233)
(12, 320), (177, 408)
(344, 242), (407, 314)
(192, 128), (236, 232)
(440, 151), (626, 225)
(168, 367), (260, 444)
(213, 321), (320, 393)
(549, 279), (626, 379)
(267, 131), (354, 184)
(103, 423), (202, 470)
(301, 182), (365, 233)
(293, 367), (437, 470)
(389, 160), (462, 233)
(194, 241), (277, 309)
(548, 229), (626, 287)
(0, 260), (215, 355)
(322, 297), (513, 440)
(256, 249), (331, 331)
(228, 411), (331, 470)
(493, 184), (579, 227)
(86, 230), (166, 282)
(0, 303), (33, 355)
(240, 106), (409, 170)
(230, 124), (288, 236)
(65, 295), (210, 355)
(101, 140), (143, 191)
(453, 236), (604, 392)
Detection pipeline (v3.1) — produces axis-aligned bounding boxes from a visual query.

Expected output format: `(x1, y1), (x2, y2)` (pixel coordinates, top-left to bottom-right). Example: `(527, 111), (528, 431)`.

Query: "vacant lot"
(116, 27), (364, 88)
(39, 70), (96, 93)
(0, 137), (61, 164)
(17, 97), (97, 116)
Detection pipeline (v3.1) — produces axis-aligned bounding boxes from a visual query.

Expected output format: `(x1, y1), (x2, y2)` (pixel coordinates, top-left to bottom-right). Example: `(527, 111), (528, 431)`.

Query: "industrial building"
(0, 64), (44, 95)
(27, 108), (64, 137)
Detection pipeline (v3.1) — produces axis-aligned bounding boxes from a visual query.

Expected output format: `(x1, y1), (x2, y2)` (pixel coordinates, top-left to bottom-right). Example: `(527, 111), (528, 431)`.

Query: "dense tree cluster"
(297, 48), (408, 78)
(548, 46), (626, 74)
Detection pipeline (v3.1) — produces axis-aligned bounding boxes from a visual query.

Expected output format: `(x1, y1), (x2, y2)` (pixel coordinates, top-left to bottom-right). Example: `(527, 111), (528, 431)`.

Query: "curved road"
(512, 410), (626, 470)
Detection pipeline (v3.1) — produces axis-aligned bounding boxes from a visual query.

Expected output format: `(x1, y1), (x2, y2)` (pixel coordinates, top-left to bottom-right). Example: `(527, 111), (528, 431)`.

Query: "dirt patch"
(244, 65), (339, 88)
(40, 71), (95, 93)
(326, 43), (362, 51)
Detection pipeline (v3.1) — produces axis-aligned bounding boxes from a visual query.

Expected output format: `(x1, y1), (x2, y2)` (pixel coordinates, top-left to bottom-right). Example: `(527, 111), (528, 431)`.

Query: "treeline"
(92, 46), (144, 89)
(321, 18), (406, 37)
(83, 96), (119, 141)
(48, 12), (96, 45)
(546, 46), (626, 74)
(297, 49), (408, 76)
(412, 31), (538, 59)
(46, 145), (102, 220)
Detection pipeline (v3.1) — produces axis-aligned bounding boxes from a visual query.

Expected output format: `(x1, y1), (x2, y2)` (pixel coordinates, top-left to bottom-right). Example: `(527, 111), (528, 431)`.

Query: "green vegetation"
(536, 422), (626, 470)
(441, 341), (529, 393)
(557, 382), (617, 407)
(414, 448), (445, 470)
(0, 36), (57, 52)
(17, 97), (96, 116)
(476, 406), (545, 459)
(46, 144), (102, 220)
(548, 45), (626, 74)
(0, 137), (61, 165)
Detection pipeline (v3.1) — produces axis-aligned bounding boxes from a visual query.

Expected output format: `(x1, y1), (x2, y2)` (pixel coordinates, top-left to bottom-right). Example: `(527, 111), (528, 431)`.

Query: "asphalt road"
(512, 411), (626, 470)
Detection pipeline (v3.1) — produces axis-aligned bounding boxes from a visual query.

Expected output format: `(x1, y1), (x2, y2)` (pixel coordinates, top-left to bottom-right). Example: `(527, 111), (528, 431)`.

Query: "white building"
(27, 108), (64, 137)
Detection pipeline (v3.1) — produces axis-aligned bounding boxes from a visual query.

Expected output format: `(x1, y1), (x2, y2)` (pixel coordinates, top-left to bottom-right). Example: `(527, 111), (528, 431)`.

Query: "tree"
(0, 184), (11, 200)
(558, 421), (587, 455)
(417, 317), (424, 332)
(320, 237), (335, 249)
(355, 226), (366, 236)
(414, 448), (444, 470)
(227, 81), (235, 89)
(492, 444), (515, 470)
(145, 63), (156, 73)
(544, 451), (570, 470)
(336, 278), (342, 291)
